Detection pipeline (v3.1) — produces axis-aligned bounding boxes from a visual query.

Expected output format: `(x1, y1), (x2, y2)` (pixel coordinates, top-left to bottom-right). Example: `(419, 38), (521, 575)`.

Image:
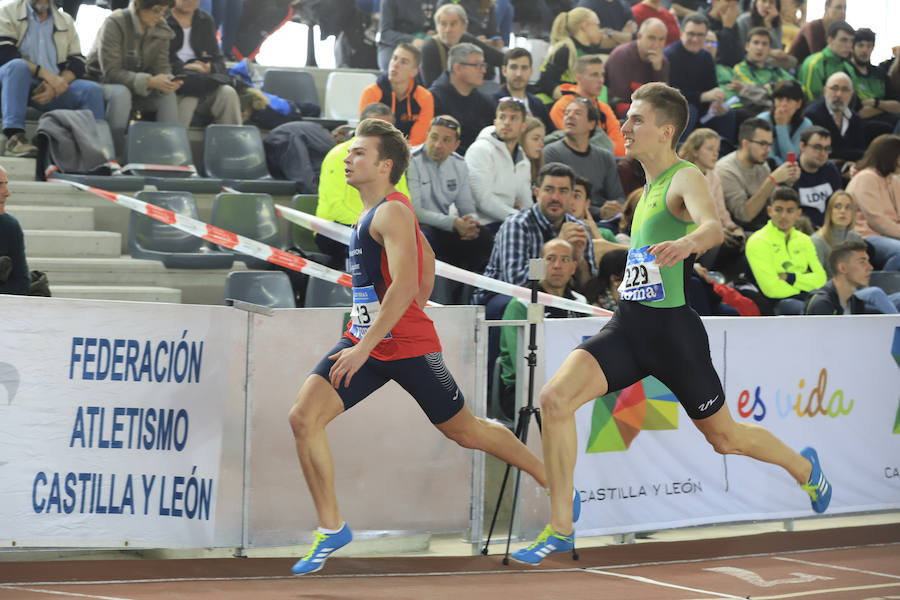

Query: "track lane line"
(584, 568), (747, 598)
(772, 556), (900, 579)
(0, 585), (134, 600)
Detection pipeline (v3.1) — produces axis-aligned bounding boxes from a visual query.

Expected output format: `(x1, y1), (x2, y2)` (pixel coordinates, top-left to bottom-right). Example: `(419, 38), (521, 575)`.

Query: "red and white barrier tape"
(276, 205), (613, 317)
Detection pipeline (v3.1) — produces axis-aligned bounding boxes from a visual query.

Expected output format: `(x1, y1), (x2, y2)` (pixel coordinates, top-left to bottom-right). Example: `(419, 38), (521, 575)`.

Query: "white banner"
(0, 296), (247, 548)
(544, 315), (900, 537)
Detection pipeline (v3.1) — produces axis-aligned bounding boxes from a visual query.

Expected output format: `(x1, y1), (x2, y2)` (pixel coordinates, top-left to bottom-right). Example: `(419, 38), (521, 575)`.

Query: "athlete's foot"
(799, 447), (831, 514)
(510, 524), (574, 565)
(291, 523), (353, 575)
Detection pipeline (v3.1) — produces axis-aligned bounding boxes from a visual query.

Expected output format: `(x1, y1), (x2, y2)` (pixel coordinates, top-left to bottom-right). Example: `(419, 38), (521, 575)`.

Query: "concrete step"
(7, 204), (94, 230)
(0, 156), (36, 181)
(25, 230), (121, 258)
(50, 285), (183, 304)
(28, 256), (247, 305)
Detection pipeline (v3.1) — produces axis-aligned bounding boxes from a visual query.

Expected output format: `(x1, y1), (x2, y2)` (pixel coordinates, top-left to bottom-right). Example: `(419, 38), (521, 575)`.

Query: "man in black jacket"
(167, 0), (241, 128)
(803, 72), (865, 163)
(805, 241), (900, 314)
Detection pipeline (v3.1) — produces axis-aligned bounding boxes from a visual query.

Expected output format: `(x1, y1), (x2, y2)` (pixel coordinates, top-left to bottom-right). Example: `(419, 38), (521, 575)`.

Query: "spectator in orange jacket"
(549, 55), (625, 157)
(358, 42), (434, 146)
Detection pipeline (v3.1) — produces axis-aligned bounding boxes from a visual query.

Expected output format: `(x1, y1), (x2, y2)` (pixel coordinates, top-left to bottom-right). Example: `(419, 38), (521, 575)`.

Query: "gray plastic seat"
(262, 69), (320, 106)
(203, 125), (297, 195)
(125, 121), (223, 192)
(869, 271), (900, 295)
(290, 194), (319, 253)
(210, 192), (281, 269)
(304, 276), (352, 307)
(224, 270), (295, 308)
(128, 191), (234, 269)
(48, 120), (147, 191)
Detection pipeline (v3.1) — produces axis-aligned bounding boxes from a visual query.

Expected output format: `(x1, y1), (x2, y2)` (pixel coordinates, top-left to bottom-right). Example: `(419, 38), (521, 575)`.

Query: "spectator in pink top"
(846, 134), (900, 270)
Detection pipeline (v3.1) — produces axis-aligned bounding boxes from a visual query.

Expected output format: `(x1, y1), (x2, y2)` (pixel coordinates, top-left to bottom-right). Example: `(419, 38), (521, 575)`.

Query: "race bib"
(618, 246), (665, 302)
(348, 285), (391, 340)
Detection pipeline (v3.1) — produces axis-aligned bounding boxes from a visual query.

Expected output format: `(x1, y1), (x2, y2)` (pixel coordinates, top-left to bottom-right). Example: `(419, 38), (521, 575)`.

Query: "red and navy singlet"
(343, 191), (441, 361)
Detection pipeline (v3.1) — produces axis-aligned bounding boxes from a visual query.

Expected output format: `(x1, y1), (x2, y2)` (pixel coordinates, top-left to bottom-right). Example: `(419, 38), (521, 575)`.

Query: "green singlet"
(624, 160), (698, 308)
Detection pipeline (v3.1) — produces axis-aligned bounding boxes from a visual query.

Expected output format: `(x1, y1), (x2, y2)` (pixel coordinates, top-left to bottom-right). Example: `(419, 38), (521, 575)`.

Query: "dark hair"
(738, 117), (772, 143)
(750, 0), (780, 29)
(135, 0), (173, 10)
(355, 118), (410, 185)
(854, 28), (875, 44)
(573, 174), (593, 201)
(682, 13), (709, 30)
(360, 102), (393, 121)
(503, 47), (532, 66)
(597, 249), (628, 294)
(800, 125), (830, 145)
(769, 79), (805, 138)
(747, 26), (772, 45)
(567, 96), (601, 126)
(631, 82), (689, 149)
(497, 97), (527, 119)
(770, 186), (800, 206)
(827, 20), (854, 39)
(393, 42), (422, 66)
(855, 134), (900, 177)
(538, 162), (576, 188)
(829, 240), (868, 275)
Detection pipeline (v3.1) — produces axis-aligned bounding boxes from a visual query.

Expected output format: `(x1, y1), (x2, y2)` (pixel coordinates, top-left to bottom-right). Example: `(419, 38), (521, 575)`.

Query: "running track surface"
(1, 523), (898, 599)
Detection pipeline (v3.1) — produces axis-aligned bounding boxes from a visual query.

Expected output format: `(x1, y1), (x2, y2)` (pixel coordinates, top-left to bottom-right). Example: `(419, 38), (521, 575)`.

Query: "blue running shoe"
(510, 524), (574, 565)
(572, 487), (581, 523)
(800, 447), (831, 514)
(291, 523), (353, 575)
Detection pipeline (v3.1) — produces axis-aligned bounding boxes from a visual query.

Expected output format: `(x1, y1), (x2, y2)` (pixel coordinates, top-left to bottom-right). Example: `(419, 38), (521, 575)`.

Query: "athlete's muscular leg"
(435, 405), (548, 488)
(692, 405), (813, 484)
(539, 349), (611, 535)
(288, 375), (346, 530)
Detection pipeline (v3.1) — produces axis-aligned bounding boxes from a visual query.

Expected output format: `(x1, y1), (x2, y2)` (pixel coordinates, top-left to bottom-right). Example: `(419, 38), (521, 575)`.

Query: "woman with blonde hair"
(533, 7), (605, 104)
(520, 116), (546, 188)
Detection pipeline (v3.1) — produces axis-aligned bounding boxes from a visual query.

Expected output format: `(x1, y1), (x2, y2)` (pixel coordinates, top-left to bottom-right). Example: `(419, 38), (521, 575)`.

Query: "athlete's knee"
(539, 384), (572, 420)
(704, 430), (740, 455)
(288, 394), (327, 440)
(442, 421), (482, 449)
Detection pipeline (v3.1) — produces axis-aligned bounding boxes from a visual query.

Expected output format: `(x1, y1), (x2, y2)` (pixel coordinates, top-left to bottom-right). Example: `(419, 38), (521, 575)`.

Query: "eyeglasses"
(808, 143), (832, 152)
(827, 85), (852, 93)
(431, 116), (461, 135)
(148, 5), (169, 15)
(684, 31), (707, 38)
(704, 41), (719, 47)
(460, 61), (488, 69)
(749, 139), (773, 148)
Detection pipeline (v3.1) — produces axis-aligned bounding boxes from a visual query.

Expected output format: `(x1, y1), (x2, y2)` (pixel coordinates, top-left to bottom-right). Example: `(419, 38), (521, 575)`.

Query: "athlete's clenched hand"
(649, 238), (696, 268)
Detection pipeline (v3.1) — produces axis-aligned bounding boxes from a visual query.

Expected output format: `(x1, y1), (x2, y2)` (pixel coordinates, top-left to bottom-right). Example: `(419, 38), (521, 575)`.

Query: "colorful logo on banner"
(893, 327), (900, 435)
(586, 376), (679, 453)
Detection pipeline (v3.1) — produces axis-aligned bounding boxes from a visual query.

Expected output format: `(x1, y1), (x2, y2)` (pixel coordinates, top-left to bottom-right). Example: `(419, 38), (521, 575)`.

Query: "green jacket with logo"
(798, 46), (851, 102)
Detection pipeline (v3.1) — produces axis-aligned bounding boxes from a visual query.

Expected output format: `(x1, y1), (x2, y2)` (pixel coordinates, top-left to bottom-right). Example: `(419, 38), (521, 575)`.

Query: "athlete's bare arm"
(417, 231), (435, 308)
(650, 167), (725, 268)
(328, 201), (420, 387)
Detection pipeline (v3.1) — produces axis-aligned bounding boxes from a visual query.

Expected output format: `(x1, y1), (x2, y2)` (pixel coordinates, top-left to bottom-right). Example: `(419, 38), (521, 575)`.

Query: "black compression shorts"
(577, 300), (725, 420)
(310, 337), (465, 424)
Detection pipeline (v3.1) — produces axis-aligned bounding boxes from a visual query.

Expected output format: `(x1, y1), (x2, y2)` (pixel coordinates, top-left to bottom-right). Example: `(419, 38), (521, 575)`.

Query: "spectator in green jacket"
(734, 27), (795, 91)
(745, 186), (827, 314)
(798, 20), (854, 102)
(848, 28), (900, 142)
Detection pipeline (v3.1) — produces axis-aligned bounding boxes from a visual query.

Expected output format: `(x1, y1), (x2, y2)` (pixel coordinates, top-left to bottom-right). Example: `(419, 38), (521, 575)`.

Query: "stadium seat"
(869, 271), (900, 295)
(46, 120), (147, 191)
(203, 125), (298, 195)
(210, 192), (281, 269)
(128, 191), (234, 269)
(290, 194), (320, 253)
(304, 276), (352, 307)
(262, 69), (320, 106)
(125, 121), (223, 193)
(224, 270), (296, 308)
(324, 71), (376, 121)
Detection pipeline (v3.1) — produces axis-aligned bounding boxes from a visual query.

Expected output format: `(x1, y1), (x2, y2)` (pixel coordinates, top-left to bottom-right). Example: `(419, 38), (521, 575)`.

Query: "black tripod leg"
(482, 411), (529, 554)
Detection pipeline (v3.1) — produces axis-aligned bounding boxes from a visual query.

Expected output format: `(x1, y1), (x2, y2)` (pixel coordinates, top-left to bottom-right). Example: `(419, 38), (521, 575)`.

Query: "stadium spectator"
(798, 20), (854, 102)
(756, 79), (811, 167)
(465, 97), (533, 229)
(491, 48), (552, 132)
(706, 30), (744, 111)
(848, 28), (900, 141)
(665, 13), (735, 143)
(631, 0), (679, 47)
(376, 0), (432, 71)
(0, 0), (104, 157)
(700, 0), (743, 67)
(407, 114), (493, 273)
(604, 18), (669, 116)
(811, 190), (864, 276)
(532, 7), (605, 105)
(86, 0), (181, 160)
(419, 4), (504, 88)
(429, 42), (495, 154)
(496, 238), (586, 420)
(543, 98), (625, 213)
(520, 116), (545, 187)
(435, 0), (501, 44)
(745, 186), (827, 314)
(805, 240), (900, 314)
(845, 134), (900, 271)
(779, 0), (802, 49)
(734, 27), (795, 92)
(715, 117), (800, 231)
(548, 55), (624, 157)
(359, 43), (434, 146)
(803, 72), (865, 163)
(166, 0), (241, 129)
(0, 165), (29, 296)
(574, 0), (638, 50)
(314, 103), (411, 266)
(736, 0), (796, 71)
(591, 247), (627, 310)
(788, 0), (846, 65)
(792, 126), (843, 228)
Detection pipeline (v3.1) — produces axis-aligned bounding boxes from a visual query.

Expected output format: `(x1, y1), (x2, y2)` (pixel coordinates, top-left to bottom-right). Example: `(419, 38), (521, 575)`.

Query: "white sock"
(317, 523), (344, 535)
